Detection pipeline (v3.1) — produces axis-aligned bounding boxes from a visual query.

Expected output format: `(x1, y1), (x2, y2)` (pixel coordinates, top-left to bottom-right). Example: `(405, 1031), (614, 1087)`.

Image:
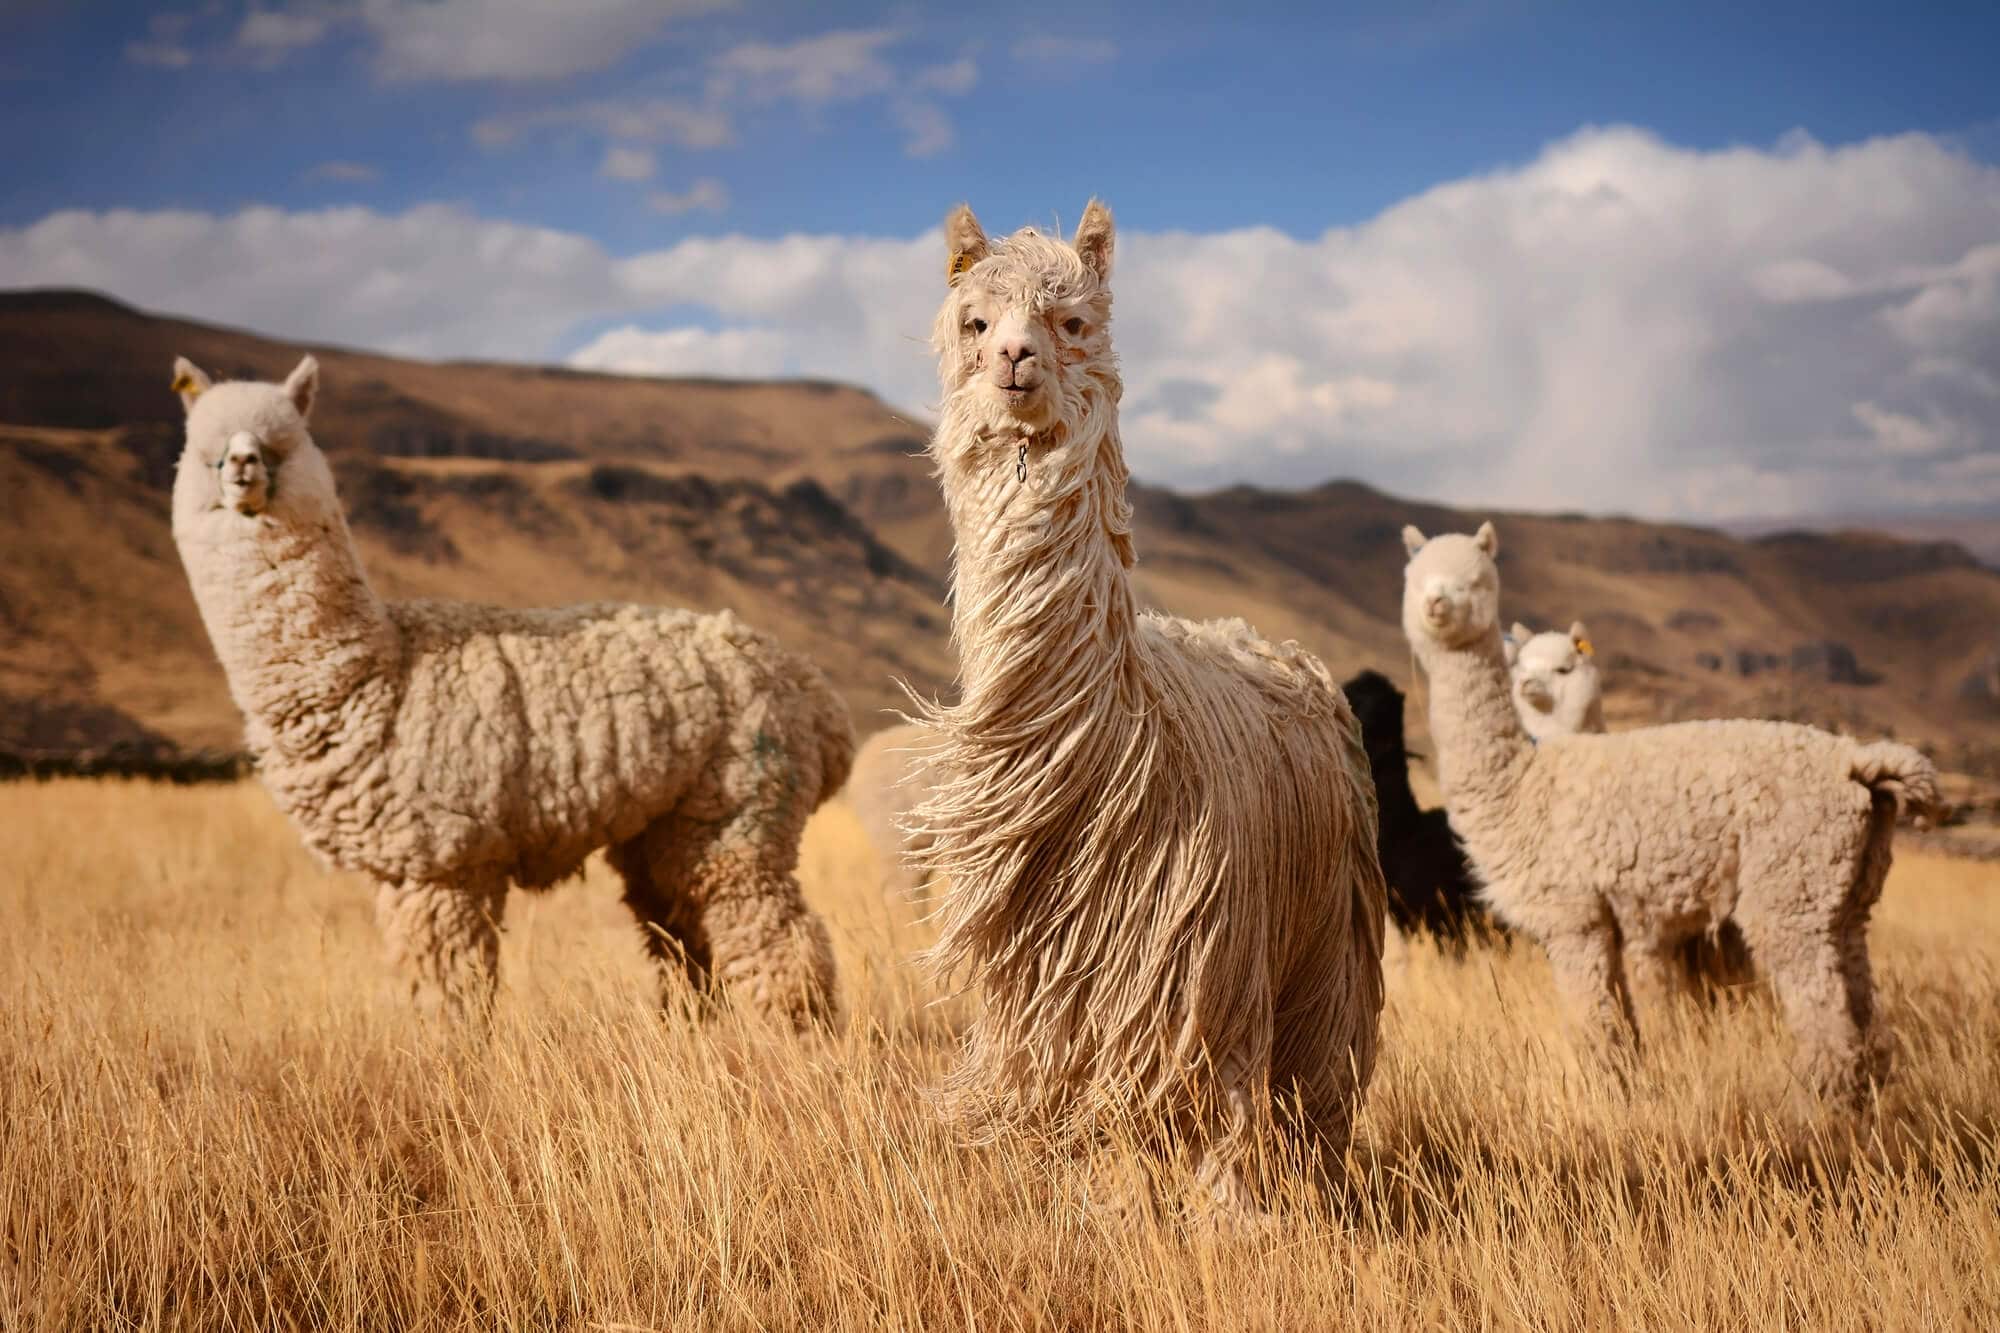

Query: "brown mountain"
(4, 289), (1998, 791)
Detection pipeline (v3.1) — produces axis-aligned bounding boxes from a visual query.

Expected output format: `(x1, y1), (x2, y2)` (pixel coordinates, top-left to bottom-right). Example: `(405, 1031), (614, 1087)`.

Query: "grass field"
(2, 779), (1996, 1330)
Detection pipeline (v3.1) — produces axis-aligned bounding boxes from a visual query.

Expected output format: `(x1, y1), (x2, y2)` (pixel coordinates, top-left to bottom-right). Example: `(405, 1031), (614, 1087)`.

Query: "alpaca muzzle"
(219, 432), (271, 514)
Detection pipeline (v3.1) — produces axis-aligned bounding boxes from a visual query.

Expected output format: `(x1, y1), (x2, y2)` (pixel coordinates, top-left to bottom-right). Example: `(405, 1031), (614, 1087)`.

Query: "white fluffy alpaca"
(169, 356), (852, 1027)
(908, 202), (1387, 1208)
(1505, 621), (1604, 743)
(1401, 522), (1935, 1107)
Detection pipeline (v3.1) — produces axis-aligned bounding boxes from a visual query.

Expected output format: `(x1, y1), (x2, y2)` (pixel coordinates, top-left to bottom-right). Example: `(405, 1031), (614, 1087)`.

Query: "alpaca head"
(1400, 522), (1502, 653)
(170, 355), (339, 535)
(931, 200), (1119, 446)
(1505, 621), (1602, 738)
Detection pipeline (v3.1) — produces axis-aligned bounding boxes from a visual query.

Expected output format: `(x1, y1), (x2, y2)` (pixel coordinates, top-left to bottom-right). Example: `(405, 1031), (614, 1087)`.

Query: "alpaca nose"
(999, 340), (1035, 367)
(1424, 593), (1448, 620)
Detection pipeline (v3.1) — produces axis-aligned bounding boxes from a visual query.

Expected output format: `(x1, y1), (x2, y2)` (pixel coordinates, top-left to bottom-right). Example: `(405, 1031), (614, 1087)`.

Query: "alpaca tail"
(1849, 741), (1940, 820)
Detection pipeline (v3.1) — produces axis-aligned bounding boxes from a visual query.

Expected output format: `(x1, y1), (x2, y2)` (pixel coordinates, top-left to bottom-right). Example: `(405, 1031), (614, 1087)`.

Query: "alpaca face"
(170, 356), (339, 536)
(932, 201), (1118, 448)
(1400, 522), (1502, 652)
(1507, 625), (1601, 735)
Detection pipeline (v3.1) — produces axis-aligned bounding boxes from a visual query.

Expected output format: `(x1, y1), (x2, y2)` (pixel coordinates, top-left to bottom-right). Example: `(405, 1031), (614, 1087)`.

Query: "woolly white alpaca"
(1505, 621), (1604, 742)
(848, 720), (941, 902)
(169, 356), (852, 1027)
(908, 202), (1387, 1206)
(1505, 619), (1755, 995)
(1401, 522), (1936, 1106)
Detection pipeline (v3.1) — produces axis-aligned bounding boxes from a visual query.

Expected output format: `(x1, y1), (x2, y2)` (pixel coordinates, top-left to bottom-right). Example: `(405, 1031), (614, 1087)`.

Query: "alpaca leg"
(1625, 938), (1697, 1015)
(627, 811), (835, 1031)
(1839, 813), (1898, 1089)
(1759, 933), (1869, 1109)
(1544, 919), (1640, 1066)
(607, 834), (713, 1011)
(373, 876), (506, 1019)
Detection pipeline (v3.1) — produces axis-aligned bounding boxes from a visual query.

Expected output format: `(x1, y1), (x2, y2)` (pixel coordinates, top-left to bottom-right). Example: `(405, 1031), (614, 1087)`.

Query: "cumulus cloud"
(7, 127), (1997, 519)
(147, 0), (727, 80)
(361, 0), (726, 82)
(474, 98), (733, 151)
(569, 325), (794, 378)
(710, 29), (899, 104)
(480, 30), (975, 162)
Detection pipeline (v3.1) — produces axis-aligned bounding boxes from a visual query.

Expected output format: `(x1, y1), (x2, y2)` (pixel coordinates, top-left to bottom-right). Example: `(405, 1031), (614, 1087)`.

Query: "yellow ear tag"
(947, 250), (973, 285)
(1575, 638), (1594, 657)
(171, 372), (202, 398)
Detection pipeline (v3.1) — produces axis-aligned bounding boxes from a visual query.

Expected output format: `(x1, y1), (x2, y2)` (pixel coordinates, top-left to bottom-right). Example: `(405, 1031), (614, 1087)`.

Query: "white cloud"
(302, 160), (381, 184)
(7, 127), (1997, 519)
(474, 98), (733, 151)
(646, 178), (729, 215)
(361, 0), (726, 82)
(569, 324), (793, 378)
(598, 145), (656, 182)
(892, 99), (954, 158)
(710, 29), (898, 104)
(480, 29), (977, 163)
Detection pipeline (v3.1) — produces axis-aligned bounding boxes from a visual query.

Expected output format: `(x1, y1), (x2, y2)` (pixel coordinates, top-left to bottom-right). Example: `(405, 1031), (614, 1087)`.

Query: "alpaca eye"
(970, 317), (988, 335)
(1557, 664), (1574, 674)
(1064, 317), (1085, 336)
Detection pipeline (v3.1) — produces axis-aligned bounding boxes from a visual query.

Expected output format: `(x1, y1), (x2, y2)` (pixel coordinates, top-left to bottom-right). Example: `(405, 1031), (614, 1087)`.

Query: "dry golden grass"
(2, 779), (1997, 1330)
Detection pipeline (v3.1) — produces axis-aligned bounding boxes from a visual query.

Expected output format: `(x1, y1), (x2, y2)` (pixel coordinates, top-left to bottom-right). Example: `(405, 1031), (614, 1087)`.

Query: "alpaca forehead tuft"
(1404, 531), (1494, 584)
(964, 225), (1105, 307)
(185, 380), (304, 443)
(1515, 632), (1587, 672)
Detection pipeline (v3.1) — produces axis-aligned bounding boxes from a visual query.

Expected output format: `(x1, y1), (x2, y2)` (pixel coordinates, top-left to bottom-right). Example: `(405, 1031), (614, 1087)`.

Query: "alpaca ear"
(1400, 524), (1427, 557)
(1510, 621), (1533, 644)
(945, 203), (987, 286)
(283, 355), (319, 420)
(1570, 621), (1594, 656)
(170, 356), (212, 413)
(1475, 520), (1499, 556)
(1073, 198), (1114, 281)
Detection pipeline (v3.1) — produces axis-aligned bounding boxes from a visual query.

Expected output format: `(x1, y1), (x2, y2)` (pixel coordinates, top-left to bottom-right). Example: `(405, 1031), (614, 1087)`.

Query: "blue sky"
(2, 1), (1997, 519)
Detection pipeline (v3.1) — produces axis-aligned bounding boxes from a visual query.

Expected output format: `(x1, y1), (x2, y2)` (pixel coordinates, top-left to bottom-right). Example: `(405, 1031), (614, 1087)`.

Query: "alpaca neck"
(184, 508), (395, 757)
(1421, 631), (1533, 821)
(935, 403), (1140, 744)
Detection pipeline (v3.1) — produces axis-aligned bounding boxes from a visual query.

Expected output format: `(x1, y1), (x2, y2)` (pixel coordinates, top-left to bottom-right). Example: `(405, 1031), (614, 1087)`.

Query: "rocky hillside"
(4, 289), (1997, 789)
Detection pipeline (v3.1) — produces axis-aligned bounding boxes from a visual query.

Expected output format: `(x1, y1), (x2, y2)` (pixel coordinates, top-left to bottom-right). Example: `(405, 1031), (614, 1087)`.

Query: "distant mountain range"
(3, 289), (1997, 784)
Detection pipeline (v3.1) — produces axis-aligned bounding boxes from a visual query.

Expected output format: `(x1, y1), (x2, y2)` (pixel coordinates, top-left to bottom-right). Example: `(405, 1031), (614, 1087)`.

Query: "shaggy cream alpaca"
(907, 202), (1387, 1206)
(1505, 621), (1604, 743)
(169, 357), (851, 1027)
(1401, 522), (1936, 1106)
